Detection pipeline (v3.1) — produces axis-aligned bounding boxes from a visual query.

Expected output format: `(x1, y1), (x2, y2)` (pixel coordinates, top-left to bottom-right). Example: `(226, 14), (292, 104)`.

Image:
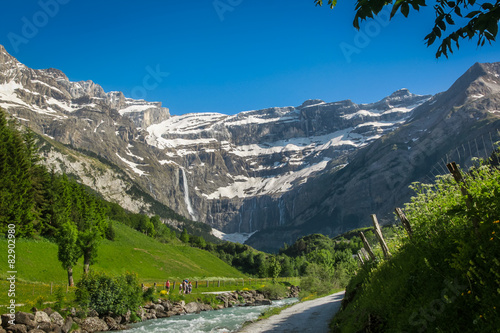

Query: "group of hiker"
(164, 279), (193, 294)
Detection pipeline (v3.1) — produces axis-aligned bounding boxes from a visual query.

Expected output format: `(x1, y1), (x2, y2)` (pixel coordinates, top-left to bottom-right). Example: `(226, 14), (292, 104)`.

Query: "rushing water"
(122, 298), (298, 333)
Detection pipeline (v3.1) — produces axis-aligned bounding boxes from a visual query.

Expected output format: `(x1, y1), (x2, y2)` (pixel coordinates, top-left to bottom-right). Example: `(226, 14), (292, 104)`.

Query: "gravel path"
(238, 290), (345, 333)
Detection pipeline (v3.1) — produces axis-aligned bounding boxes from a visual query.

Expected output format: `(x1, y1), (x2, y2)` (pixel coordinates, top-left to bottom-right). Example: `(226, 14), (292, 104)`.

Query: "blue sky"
(1, 1), (499, 115)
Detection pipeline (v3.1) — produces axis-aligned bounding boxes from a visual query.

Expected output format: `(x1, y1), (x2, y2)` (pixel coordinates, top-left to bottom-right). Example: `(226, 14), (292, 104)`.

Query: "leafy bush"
(142, 287), (156, 303)
(75, 272), (142, 316)
(257, 283), (288, 299)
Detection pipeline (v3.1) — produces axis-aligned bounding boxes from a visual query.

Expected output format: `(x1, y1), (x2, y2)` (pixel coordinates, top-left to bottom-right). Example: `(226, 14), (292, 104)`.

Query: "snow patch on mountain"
(211, 228), (258, 244)
(115, 153), (148, 176)
(203, 157), (333, 199)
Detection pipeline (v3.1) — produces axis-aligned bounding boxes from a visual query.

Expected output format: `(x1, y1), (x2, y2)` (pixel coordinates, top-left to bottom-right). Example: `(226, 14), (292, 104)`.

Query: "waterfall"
(238, 210), (243, 233)
(180, 168), (196, 221)
(279, 197), (286, 226)
(249, 198), (257, 233)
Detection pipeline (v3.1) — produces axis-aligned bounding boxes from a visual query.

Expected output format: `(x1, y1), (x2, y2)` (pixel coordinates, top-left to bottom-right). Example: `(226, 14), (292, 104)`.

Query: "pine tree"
(0, 110), (36, 237)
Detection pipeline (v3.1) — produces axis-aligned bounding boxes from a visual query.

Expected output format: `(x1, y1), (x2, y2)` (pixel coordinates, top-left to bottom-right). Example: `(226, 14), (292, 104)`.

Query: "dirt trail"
(238, 290), (345, 333)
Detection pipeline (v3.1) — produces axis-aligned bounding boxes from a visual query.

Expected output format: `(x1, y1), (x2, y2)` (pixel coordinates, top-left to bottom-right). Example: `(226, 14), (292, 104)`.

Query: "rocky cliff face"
(2, 44), (498, 250)
(245, 62), (500, 251)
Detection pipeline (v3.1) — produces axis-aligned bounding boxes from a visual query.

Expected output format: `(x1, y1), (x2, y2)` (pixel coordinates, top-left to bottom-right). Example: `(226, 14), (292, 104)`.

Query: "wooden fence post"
(356, 251), (365, 265)
(50, 282), (53, 295)
(206, 280), (209, 288)
(395, 208), (413, 238)
(218, 280), (220, 287)
(242, 279), (244, 287)
(173, 281), (176, 291)
(371, 214), (392, 258)
(360, 248), (370, 261)
(195, 281), (198, 288)
(359, 231), (376, 260)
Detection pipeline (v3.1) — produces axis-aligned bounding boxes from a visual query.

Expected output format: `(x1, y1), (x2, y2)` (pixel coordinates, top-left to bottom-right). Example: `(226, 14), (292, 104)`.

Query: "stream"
(121, 297), (298, 333)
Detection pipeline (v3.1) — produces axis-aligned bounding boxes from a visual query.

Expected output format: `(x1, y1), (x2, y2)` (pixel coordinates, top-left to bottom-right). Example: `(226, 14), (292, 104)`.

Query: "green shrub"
(75, 271), (142, 316)
(257, 283), (288, 299)
(142, 287), (156, 303)
(54, 286), (65, 311)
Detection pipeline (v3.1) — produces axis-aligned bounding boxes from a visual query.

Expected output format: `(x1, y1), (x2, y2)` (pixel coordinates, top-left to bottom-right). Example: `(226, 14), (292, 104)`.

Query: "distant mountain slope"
(246, 62), (500, 251)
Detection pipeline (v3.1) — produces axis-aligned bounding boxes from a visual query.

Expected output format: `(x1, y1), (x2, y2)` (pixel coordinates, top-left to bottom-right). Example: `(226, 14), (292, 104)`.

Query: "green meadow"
(0, 222), (246, 309)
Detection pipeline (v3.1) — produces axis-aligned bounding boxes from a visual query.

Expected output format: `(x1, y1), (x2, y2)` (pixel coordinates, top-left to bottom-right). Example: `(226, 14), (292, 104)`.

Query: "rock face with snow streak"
(144, 89), (430, 233)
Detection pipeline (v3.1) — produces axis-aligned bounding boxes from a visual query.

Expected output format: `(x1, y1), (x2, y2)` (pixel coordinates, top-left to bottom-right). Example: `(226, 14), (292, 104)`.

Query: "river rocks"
(5, 324), (27, 333)
(184, 302), (211, 314)
(33, 312), (50, 325)
(41, 309), (53, 317)
(80, 317), (108, 332)
(1, 315), (12, 328)
(103, 317), (118, 331)
(4, 287), (296, 333)
(216, 289), (272, 308)
(49, 313), (64, 327)
(14, 313), (34, 329)
(60, 318), (73, 333)
(288, 285), (300, 298)
(87, 310), (99, 318)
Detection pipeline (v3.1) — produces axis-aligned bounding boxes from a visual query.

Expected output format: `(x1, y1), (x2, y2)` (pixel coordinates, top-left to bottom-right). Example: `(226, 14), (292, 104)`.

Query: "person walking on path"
(165, 280), (170, 294)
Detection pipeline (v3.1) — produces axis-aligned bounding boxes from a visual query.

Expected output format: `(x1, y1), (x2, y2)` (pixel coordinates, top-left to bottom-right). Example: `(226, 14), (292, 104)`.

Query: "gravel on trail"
(238, 290), (345, 333)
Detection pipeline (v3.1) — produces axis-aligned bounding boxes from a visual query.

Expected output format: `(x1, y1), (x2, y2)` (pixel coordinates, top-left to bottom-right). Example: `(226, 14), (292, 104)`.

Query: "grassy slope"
(1, 222), (244, 285)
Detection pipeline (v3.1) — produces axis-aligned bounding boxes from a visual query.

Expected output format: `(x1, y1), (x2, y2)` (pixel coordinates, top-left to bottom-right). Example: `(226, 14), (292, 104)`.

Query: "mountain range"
(1, 44), (499, 251)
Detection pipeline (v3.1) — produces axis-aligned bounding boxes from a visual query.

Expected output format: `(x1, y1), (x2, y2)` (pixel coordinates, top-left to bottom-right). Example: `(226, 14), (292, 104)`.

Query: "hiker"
(188, 281), (192, 294)
(165, 280), (170, 294)
(179, 281), (183, 294)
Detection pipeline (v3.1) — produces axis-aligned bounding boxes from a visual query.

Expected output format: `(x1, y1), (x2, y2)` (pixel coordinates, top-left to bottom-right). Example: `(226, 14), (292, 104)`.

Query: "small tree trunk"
(67, 267), (74, 287)
(83, 253), (90, 274)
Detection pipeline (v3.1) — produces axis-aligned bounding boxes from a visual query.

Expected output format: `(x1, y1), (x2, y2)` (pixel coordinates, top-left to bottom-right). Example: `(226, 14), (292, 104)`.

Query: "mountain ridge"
(1, 44), (498, 250)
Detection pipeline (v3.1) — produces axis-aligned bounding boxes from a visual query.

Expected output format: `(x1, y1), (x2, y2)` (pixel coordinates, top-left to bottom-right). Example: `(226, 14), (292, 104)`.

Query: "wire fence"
(423, 131), (499, 184)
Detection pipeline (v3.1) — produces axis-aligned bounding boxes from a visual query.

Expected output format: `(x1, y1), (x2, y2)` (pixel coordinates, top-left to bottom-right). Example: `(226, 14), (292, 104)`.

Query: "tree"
(56, 221), (80, 286)
(0, 110), (37, 237)
(269, 256), (282, 283)
(180, 228), (190, 243)
(315, 0), (500, 58)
